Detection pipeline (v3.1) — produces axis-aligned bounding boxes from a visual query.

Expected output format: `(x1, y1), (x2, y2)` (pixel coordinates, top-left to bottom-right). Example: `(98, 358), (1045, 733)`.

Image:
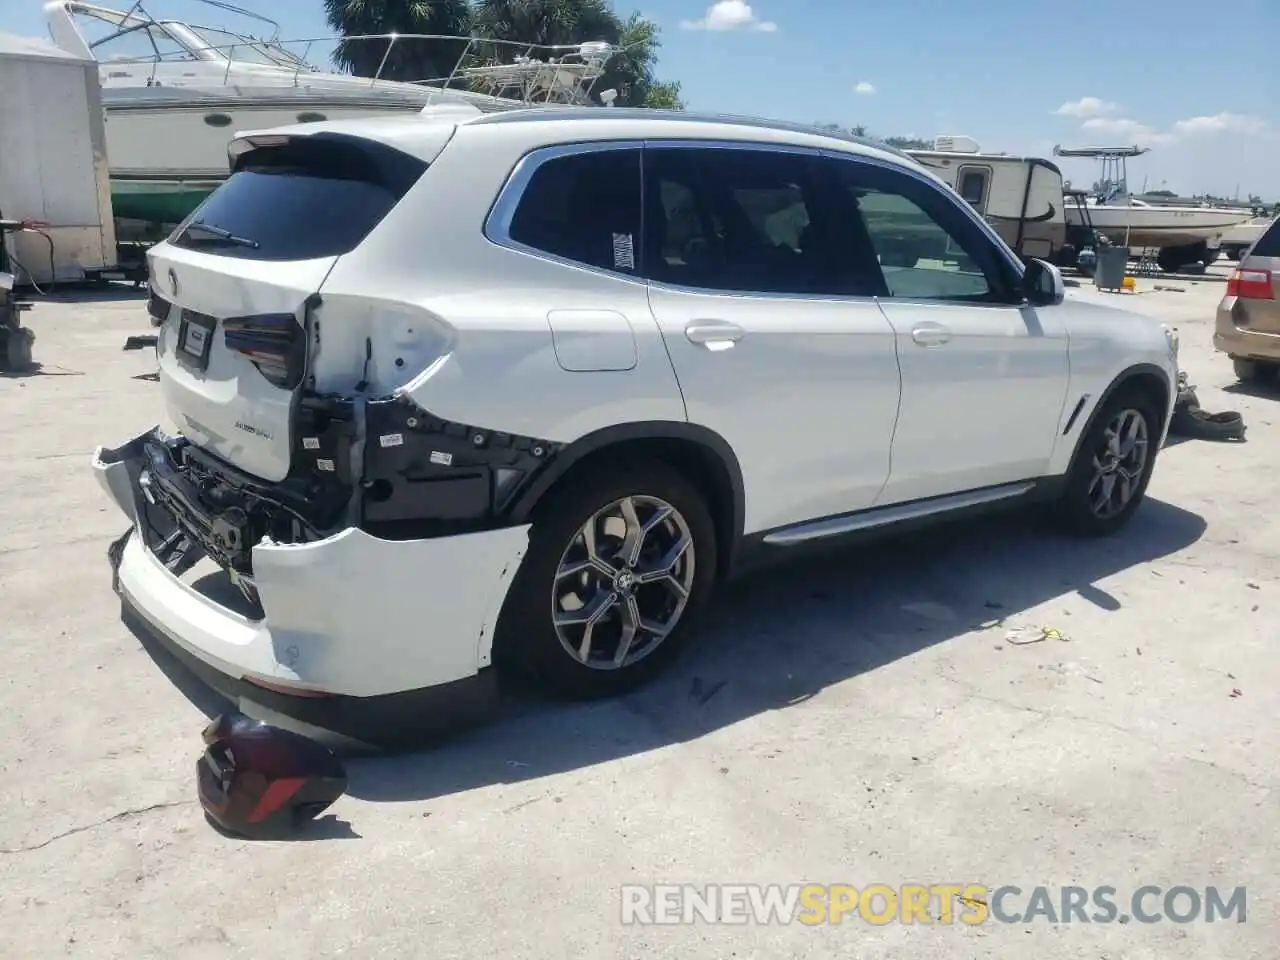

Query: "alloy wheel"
(551, 495), (696, 671)
(1088, 408), (1149, 519)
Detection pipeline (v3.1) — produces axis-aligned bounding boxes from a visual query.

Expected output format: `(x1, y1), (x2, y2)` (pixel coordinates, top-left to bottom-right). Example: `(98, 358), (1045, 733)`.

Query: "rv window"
(824, 158), (1016, 303)
(957, 168), (989, 208)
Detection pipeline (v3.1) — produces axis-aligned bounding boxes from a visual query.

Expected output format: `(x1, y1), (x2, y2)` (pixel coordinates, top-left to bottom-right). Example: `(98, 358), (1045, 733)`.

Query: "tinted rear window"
(1250, 218), (1280, 257)
(172, 135), (427, 262)
(506, 148), (643, 274)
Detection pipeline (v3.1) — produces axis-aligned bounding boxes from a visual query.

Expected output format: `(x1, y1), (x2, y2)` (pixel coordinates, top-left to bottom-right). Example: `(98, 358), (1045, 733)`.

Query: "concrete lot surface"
(1, 270), (1275, 959)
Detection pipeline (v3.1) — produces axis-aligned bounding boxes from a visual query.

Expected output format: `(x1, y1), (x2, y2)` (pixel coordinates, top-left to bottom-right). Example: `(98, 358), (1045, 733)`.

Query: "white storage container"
(0, 31), (116, 285)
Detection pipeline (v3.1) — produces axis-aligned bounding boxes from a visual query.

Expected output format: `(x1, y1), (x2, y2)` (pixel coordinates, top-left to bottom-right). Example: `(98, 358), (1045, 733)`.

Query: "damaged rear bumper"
(92, 428), (530, 725)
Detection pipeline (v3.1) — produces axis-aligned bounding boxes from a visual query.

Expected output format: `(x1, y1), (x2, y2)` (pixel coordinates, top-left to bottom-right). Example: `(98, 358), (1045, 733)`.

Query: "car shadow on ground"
(27, 282), (148, 303)
(346, 499), (1205, 802)
(129, 499), (1206, 808)
(1223, 379), (1280, 401)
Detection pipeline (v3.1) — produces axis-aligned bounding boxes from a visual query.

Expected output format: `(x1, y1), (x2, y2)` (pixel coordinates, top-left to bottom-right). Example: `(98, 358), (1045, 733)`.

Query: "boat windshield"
(187, 25), (304, 67)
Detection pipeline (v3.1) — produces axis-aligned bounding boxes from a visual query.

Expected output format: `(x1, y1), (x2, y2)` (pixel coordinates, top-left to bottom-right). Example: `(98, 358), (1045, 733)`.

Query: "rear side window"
(1250, 218), (1280, 257)
(506, 148), (643, 275)
(172, 135), (427, 262)
(642, 146), (841, 296)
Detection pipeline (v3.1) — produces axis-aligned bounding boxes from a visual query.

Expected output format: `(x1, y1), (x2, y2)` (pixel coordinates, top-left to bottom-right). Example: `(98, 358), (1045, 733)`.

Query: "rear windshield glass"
(171, 135), (427, 262)
(1250, 218), (1280, 257)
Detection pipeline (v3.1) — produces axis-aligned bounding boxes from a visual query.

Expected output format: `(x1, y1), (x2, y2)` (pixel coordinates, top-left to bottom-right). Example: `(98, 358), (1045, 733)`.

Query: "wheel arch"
(1066, 362), (1173, 468)
(507, 421), (746, 581)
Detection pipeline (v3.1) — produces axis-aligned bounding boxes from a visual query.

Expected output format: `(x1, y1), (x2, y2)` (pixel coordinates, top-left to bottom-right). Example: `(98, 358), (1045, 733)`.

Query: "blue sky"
(16, 0), (1279, 197)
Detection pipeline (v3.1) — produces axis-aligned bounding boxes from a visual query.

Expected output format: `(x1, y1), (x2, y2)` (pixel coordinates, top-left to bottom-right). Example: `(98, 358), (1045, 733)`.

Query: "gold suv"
(1216, 217), (1280, 382)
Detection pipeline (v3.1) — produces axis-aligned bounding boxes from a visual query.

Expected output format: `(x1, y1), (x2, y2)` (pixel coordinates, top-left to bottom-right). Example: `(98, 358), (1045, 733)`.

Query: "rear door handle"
(911, 322), (951, 346)
(685, 320), (745, 348)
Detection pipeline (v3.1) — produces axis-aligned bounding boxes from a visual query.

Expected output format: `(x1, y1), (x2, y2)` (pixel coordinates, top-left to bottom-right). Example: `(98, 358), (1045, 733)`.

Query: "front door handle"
(686, 320), (745, 349)
(911, 322), (951, 347)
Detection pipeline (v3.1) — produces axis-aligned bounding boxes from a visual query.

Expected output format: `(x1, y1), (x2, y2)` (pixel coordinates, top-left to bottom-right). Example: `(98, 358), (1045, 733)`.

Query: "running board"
(762, 481), (1038, 546)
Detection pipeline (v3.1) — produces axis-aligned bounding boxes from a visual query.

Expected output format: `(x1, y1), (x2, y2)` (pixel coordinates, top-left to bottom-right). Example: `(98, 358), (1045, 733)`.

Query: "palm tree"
(605, 11), (683, 108)
(324, 0), (472, 83)
(471, 0), (619, 49)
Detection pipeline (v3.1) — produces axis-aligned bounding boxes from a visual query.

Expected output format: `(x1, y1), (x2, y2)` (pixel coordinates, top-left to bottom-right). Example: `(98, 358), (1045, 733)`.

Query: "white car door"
(642, 143), (902, 535)
(823, 155), (1072, 505)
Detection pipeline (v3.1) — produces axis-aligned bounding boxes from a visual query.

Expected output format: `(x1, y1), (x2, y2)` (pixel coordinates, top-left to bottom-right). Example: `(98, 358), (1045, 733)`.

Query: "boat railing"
(98, 32), (621, 106)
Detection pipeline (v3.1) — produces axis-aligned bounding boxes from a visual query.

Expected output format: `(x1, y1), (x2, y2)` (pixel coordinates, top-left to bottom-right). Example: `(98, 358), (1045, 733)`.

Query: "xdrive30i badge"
(235, 421), (273, 441)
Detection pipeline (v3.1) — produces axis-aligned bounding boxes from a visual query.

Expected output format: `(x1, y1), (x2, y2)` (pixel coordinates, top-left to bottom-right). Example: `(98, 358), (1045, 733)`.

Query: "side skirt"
(727, 477), (1065, 580)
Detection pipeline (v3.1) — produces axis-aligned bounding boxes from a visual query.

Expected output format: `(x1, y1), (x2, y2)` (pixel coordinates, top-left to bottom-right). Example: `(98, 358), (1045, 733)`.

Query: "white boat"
(1063, 195), (1253, 249)
(1054, 144), (1252, 270)
(1219, 216), (1276, 260)
(43, 0), (622, 224)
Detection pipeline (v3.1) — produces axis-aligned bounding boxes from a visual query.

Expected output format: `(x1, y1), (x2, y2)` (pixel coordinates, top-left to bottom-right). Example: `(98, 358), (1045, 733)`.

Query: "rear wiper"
(184, 220), (260, 249)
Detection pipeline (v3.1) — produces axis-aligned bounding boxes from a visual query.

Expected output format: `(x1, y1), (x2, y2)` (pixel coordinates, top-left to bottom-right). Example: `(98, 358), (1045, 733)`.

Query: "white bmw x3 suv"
(93, 107), (1179, 738)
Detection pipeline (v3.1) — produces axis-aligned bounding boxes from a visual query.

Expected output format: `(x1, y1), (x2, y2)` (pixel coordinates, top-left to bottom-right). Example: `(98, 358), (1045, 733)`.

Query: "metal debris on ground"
(1004, 626), (1070, 646)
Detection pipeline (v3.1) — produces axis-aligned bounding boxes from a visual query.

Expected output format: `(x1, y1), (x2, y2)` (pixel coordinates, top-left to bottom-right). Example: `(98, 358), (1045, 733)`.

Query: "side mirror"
(1023, 258), (1065, 307)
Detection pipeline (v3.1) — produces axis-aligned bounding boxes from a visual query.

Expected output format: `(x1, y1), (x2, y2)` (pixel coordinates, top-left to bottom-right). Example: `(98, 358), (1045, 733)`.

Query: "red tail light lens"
(1226, 268), (1274, 300)
(223, 313), (306, 389)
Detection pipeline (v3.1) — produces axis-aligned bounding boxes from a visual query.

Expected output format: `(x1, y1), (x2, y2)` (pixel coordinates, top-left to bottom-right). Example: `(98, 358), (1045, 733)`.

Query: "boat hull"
(103, 90), (434, 184)
(1065, 204), (1252, 248)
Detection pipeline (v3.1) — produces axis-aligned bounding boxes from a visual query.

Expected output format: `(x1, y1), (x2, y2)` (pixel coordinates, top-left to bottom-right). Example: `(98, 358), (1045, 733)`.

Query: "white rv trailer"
(906, 136), (1071, 265)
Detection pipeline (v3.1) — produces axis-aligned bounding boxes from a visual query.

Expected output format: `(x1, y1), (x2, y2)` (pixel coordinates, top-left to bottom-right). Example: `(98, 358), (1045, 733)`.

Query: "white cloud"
(1079, 116), (1171, 146)
(854, 81), (876, 95)
(1054, 96), (1120, 119)
(1171, 112), (1271, 137)
(1058, 110), (1279, 195)
(681, 1), (778, 32)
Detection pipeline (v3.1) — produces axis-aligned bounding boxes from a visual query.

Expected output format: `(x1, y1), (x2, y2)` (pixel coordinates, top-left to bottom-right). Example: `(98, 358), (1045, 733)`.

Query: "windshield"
(187, 25), (301, 67)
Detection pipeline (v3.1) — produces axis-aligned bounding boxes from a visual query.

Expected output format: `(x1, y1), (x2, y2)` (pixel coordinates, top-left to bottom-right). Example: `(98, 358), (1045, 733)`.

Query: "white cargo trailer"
(0, 31), (116, 286)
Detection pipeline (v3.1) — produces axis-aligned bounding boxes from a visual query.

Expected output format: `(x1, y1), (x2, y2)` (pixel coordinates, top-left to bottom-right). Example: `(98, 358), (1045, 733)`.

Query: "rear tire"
(1233, 357), (1280, 383)
(1055, 388), (1162, 537)
(493, 459), (718, 700)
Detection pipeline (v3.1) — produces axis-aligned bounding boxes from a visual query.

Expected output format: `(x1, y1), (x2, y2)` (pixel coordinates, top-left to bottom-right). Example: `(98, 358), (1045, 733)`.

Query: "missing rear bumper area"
(91, 427), (533, 702)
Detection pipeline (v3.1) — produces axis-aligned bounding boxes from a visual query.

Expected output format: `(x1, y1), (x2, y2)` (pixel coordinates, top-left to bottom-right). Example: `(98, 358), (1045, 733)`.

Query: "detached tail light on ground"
(1226, 268), (1275, 300)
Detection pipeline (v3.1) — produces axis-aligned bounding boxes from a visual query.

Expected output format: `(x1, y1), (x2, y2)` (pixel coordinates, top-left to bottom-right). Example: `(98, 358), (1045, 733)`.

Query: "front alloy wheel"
(1087, 408), (1149, 519)
(553, 495), (696, 670)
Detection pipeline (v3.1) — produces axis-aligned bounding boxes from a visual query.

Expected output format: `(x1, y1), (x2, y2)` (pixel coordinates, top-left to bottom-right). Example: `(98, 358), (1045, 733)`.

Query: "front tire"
(1055, 388), (1161, 537)
(493, 459), (718, 700)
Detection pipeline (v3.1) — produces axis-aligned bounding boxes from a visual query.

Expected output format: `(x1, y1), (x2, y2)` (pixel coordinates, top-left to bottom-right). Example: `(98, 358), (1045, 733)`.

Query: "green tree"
(471, 0), (618, 46)
(882, 135), (930, 150)
(602, 11), (683, 108)
(327, 0), (683, 109)
(324, 0), (473, 82)
(816, 122), (868, 137)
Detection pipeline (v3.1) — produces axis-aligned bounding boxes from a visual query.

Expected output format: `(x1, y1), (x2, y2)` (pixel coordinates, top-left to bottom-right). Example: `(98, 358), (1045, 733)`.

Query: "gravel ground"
(1, 268), (1275, 959)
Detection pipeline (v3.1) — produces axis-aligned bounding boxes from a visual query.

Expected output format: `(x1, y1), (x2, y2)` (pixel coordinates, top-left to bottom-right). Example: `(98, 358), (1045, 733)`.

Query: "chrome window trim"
(482, 139), (651, 288)
(483, 136), (1029, 303)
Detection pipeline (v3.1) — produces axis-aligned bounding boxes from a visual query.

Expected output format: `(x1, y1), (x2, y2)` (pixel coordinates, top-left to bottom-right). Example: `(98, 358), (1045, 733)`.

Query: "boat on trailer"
(1054, 144), (1252, 271)
(44, 0), (623, 229)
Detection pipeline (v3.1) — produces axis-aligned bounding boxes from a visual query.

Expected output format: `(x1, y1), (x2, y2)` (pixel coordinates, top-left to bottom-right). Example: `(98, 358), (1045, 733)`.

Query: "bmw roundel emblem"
(168, 268), (179, 296)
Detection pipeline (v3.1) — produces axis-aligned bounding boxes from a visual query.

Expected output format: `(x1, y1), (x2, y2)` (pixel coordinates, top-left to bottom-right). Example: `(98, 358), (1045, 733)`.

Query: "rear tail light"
(223, 313), (306, 388)
(1226, 268), (1274, 300)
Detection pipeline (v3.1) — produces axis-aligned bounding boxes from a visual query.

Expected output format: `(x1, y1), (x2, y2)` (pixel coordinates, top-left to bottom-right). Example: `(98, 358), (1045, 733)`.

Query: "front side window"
(506, 148), (643, 275)
(642, 147), (840, 296)
(826, 158), (1015, 303)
